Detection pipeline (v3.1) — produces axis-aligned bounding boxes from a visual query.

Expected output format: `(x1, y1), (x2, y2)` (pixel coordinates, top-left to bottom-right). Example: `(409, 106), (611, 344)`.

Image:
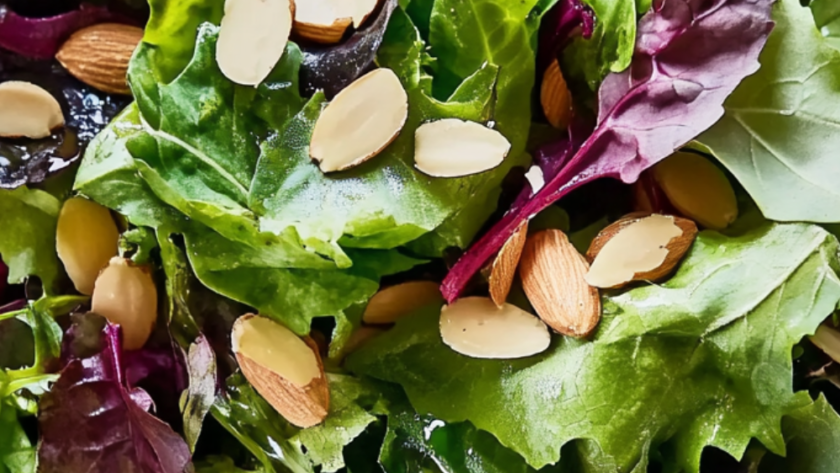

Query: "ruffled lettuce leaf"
(759, 395), (840, 473)
(352, 224), (840, 471)
(699, 0), (840, 223)
(0, 187), (61, 291)
(0, 401), (34, 473)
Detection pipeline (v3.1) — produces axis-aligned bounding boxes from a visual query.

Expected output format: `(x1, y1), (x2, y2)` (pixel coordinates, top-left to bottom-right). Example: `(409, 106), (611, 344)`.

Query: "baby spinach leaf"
(351, 224), (840, 471)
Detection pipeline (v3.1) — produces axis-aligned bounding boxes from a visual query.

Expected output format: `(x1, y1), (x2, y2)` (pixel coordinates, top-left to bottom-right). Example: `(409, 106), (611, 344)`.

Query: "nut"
(439, 297), (550, 359)
(293, 0), (380, 44)
(810, 324), (840, 363)
(0, 81), (64, 139)
(217, 0), (294, 86)
(362, 281), (442, 325)
(488, 221), (528, 306)
(56, 197), (120, 295)
(585, 213), (697, 289)
(310, 68), (408, 172)
(232, 314), (329, 428)
(414, 119), (511, 178)
(56, 23), (143, 95)
(652, 151), (738, 230)
(540, 59), (572, 130)
(519, 229), (601, 337)
(91, 257), (158, 351)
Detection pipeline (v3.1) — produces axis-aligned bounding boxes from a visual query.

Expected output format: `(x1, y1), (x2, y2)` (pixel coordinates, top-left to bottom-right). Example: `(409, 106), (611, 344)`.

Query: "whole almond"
(540, 59), (572, 130)
(585, 213), (698, 289)
(56, 23), (143, 95)
(519, 229), (601, 337)
(488, 220), (528, 306)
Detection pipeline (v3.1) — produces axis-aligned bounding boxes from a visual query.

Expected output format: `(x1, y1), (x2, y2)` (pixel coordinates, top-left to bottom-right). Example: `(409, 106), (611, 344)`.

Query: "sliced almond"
(811, 324), (840, 363)
(293, 0), (379, 44)
(439, 297), (550, 359)
(0, 81), (64, 139)
(585, 213), (697, 289)
(540, 59), (572, 130)
(363, 281), (442, 325)
(488, 221), (528, 307)
(232, 314), (329, 427)
(519, 229), (600, 337)
(56, 23), (143, 95)
(414, 119), (511, 178)
(524, 165), (545, 194)
(653, 151), (738, 230)
(310, 68), (408, 172)
(216, 0), (294, 86)
(92, 257), (158, 351)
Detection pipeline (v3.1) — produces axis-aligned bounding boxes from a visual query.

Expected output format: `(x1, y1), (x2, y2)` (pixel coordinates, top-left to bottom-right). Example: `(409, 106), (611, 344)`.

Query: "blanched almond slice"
(363, 281), (442, 325)
(232, 315), (329, 427)
(488, 221), (528, 306)
(811, 324), (840, 363)
(0, 81), (64, 139)
(524, 165), (545, 193)
(440, 297), (550, 359)
(585, 213), (697, 289)
(310, 68), (408, 172)
(414, 119), (510, 178)
(216, 0), (293, 86)
(294, 0), (379, 44)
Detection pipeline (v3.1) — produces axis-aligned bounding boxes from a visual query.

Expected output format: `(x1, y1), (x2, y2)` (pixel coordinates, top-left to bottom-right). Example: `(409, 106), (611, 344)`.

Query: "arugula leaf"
(699, 0), (840, 223)
(0, 187), (61, 291)
(759, 395), (840, 473)
(811, 0), (840, 52)
(351, 224), (840, 471)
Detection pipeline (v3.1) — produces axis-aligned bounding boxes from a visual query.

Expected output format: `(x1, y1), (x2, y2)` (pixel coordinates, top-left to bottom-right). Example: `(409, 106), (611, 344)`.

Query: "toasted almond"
(310, 68), (408, 172)
(217, 0), (294, 86)
(585, 213), (697, 289)
(293, 0), (379, 44)
(92, 257), (157, 351)
(653, 151), (738, 230)
(363, 281), (442, 325)
(57, 197), (120, 296)
(440, 297), (550, 359)
(519, 229), (600, 337)
(56, 23), (142, 95)
(540, 59), (572, 130)
(0, 81), (64, 139)
(232, 314), (329, 427)
(810, 324), (840, 363)
(489, 221), (528, 306)
(414, 119), (511, 178)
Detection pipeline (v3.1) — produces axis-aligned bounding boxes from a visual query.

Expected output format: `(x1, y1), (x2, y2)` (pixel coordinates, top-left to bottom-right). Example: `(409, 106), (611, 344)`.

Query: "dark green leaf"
(760, 395), (840, 473)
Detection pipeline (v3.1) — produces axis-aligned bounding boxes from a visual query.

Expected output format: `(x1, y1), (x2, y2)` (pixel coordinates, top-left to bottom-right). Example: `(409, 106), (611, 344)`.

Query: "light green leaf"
(699, 0), (840, 223)
(350, 223), (840, 472)
(0, 187), (61, 291)
(759, 395), (840, 473)
(0, 401), (34, 473)
(811, 0), (840, 52)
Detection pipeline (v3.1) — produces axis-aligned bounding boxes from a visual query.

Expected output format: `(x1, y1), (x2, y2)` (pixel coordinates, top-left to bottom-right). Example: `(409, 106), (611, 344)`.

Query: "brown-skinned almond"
(540, 59), (572, 130)
(488, 220), (528, 306)
(519, 229), (600, 337)
(56, 23), (143, 95)
(293, 0), (379, 44)
(584, 213), (697, 289)
(232, 314), (329, 428)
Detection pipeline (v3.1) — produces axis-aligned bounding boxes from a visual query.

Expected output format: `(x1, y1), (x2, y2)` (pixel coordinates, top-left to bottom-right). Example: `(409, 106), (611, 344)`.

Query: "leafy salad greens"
(3, 0), (840, 472)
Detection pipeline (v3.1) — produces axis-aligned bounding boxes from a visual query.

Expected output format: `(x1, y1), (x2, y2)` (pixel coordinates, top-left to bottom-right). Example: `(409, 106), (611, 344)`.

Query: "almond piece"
(232, 314), (329, 428)
(439, 297), (550, 359)
(810, 324), (840, 363)
(217, 0), (294, 86)
(519, 229), (600, 337)
(92, 257), (158, 351)
(585, 213), (697, 289)
(56, 23), (142, 95)
(57, 197), (120, 295)
(489, 221), (528, 306)
(414, 119), (511, 178)
(0, 81), (64, 139)
(540, 59), (572, 130)
(294, 0), (379, 44)
(652, 151), (738, 230)
(310, 68), (408, 172)
(363, 281), (442, 325)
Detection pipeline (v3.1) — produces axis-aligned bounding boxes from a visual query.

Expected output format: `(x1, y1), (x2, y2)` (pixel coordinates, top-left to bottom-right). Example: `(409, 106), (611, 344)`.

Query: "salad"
(2, 0), (840, 471)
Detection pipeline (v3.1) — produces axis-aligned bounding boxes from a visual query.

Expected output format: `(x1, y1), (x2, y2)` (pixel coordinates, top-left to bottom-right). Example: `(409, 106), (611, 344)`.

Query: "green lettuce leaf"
(0, 402), (34, 473)
(811, 0), (840, 52)
(699, 0), (840, 223)
(759, 395), (840, 473)
(349, 223), (840, 472)
(0, 187), (61, 291)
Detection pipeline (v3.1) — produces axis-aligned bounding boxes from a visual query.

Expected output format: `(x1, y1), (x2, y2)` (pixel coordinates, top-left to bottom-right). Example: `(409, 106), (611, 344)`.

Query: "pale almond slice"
(232, 314), (329, 427)
(489, 221), (528, 306)
(0, 81), (64, 139)
(92, 257), (158, 351)
(811, 324), (840, 363)
(440, 297), (550, 359)
(520, 229), (601, 338)
(310, 68), (408, 172)
(585, 213), (697, 289)
(524, 165), (545, 193)
(216, 0), (294, 86)
(294, 0), (379, 44)
(414, 119), (510, 178)
(540, 59), (572, 130)
(363, 281), (442, 325)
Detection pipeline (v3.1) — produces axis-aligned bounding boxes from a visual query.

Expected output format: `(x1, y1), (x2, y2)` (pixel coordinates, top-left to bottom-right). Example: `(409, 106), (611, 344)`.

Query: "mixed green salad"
(3, 0), (840, 471)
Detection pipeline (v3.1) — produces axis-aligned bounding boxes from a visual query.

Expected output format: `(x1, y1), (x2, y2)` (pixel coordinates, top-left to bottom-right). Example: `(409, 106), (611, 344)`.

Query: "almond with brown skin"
(540, 59), (572, 130)
(232, 314), (329, 428)
(519, 229), (601, 337)
(293, 0), (379, 44)
(56, 23), (143, 95)
(488, 220), (528, 306)
(585, 213), (697, 289)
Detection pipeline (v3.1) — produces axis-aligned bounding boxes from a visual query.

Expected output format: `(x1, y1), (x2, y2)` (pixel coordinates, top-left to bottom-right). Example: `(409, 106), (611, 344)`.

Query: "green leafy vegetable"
(811, 0), (840, 52)
(0, 402), (34, 473)
(351, 223), (840, 471)
(0, 187), (61, 291)
(759, 395), (840, 473)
